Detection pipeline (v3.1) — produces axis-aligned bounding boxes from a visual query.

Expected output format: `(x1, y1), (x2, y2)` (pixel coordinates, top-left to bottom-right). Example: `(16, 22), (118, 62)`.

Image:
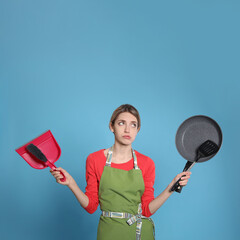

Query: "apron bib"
(97, 147), (155, 240)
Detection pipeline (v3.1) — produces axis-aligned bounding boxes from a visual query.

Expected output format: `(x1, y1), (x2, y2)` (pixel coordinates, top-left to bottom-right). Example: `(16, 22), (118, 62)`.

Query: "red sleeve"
(83, 154), (100, 214)
(141, 157), (155, 217)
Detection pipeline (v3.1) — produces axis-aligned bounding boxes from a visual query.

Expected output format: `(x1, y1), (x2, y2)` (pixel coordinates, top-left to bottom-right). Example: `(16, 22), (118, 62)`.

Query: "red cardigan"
(83, 149), (155, 217)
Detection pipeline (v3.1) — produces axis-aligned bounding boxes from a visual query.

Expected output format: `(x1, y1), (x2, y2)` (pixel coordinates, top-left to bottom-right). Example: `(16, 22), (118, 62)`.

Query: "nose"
(124, 124), (130, 133)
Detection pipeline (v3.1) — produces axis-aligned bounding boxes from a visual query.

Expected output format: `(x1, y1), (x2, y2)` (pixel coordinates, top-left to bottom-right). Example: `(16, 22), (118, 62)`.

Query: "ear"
(109, 122), (114, 133)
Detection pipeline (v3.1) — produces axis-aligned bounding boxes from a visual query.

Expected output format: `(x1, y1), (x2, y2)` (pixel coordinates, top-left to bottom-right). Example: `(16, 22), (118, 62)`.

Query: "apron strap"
(105, 147), (113, 167)
(102, 203), (155, 240)
(106, 146), (139, 169)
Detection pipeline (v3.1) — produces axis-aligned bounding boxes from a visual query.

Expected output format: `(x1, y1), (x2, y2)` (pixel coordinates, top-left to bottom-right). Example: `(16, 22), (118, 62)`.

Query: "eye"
(131, 123), (137, 128)
(118, 121), (124, 126)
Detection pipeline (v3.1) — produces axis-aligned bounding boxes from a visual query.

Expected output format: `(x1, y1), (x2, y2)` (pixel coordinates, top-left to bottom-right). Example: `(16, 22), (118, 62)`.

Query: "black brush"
(171, 140), (219, 193)
(26, 143), (66, 182)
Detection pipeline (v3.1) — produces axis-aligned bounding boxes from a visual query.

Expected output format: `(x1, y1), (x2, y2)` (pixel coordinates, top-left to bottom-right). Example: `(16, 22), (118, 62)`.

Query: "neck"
(112, 142), (133, 162)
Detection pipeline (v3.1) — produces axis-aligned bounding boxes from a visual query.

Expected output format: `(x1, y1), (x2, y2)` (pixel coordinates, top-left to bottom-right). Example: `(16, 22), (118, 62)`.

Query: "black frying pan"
(173, 115), (223, 192)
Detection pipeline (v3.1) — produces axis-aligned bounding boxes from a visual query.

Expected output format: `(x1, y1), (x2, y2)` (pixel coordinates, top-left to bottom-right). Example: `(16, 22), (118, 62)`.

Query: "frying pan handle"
(170, 176), (185, 193)
(175, 185), (183, 193)
(45, 161), (66, 182)
(170, 161), (194, 193)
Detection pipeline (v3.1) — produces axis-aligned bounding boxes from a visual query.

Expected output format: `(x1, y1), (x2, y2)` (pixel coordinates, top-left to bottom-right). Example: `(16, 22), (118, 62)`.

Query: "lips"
(123, 135), (131, 139)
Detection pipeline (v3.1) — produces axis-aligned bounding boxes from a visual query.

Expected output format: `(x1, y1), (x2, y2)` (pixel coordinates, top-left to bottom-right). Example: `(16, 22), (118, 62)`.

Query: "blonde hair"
(109, 104), (141, 130)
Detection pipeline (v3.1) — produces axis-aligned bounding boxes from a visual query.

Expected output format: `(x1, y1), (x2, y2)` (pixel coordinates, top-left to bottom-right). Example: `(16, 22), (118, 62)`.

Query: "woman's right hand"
(50, 167), (74, 186)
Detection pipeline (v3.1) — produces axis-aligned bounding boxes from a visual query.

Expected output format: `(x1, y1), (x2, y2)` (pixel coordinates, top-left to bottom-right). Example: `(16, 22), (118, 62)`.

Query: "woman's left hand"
(171, 171), (192, 187)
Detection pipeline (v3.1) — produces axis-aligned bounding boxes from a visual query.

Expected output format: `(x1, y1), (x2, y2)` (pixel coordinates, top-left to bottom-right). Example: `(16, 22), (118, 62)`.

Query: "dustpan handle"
(45, 161), (66, 182)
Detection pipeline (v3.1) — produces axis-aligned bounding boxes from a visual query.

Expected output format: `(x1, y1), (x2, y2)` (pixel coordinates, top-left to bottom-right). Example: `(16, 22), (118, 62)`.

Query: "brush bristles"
(26, 144), (48, 162)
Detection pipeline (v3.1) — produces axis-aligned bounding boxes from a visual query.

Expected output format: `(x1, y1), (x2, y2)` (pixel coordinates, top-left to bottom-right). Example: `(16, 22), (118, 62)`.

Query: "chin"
(117, 140), (132, 146)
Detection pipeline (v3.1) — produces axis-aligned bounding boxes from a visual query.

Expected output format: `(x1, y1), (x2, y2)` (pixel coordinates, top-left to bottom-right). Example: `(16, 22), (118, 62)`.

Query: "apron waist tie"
(101, 204), (155, 240)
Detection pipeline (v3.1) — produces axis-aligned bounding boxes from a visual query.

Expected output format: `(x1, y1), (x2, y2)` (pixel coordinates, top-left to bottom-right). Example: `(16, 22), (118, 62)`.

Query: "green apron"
(97, 147), (155, 240)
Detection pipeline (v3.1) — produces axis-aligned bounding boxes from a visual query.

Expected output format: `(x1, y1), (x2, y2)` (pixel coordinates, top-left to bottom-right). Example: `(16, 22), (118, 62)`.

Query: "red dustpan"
(15, 130), (66, 181)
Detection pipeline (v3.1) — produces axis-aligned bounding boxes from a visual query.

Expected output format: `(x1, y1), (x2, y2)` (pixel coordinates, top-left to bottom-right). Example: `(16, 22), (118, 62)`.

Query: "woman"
(50, 104), (191, 240)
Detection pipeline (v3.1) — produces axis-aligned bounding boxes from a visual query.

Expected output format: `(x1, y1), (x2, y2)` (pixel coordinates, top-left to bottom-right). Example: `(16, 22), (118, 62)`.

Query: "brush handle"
(45, 161), (66, 182)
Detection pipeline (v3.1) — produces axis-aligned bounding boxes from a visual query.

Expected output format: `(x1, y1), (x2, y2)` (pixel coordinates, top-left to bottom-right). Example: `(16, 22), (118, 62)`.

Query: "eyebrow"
(117, 119), (137, 123)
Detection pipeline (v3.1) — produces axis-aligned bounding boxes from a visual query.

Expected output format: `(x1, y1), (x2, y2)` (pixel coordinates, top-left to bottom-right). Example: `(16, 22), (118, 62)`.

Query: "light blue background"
(1, 1), (239, 239)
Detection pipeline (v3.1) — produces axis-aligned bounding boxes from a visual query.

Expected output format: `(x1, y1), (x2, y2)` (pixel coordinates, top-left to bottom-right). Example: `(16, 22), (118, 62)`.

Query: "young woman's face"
(110, 112), (139, 146)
